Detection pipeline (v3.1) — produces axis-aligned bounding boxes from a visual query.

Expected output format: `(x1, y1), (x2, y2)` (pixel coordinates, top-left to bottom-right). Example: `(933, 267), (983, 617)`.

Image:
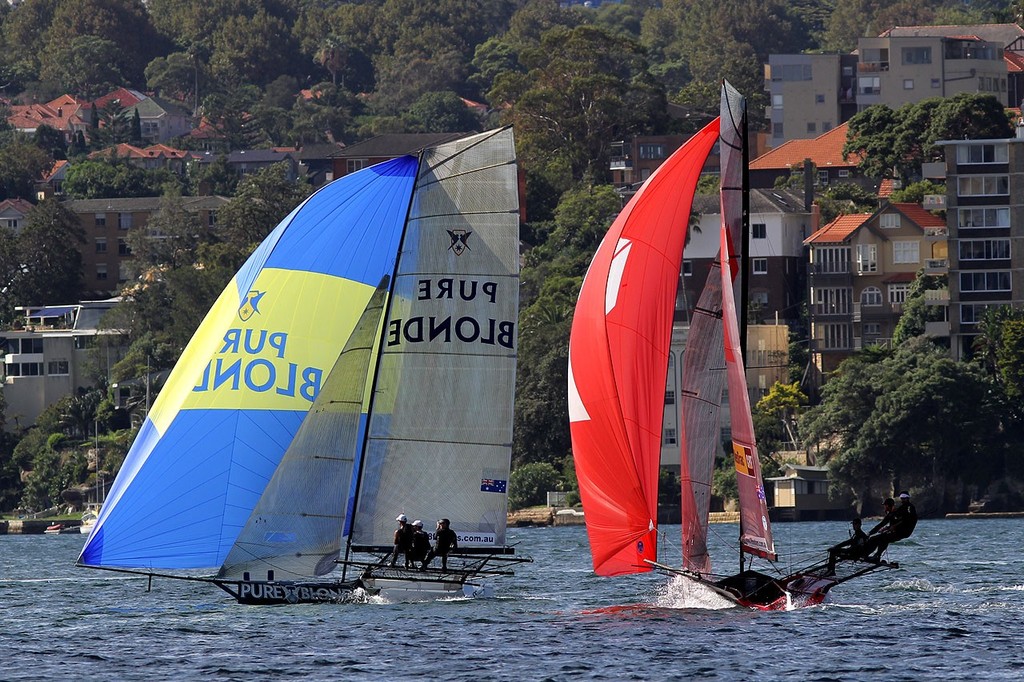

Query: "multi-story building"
(937, 133), (1024, 360)
(749, 122), (866, 190)
(766, 24), (1023, 146)
(687, 189), (816, 327)
(804, 203), (948, 379)
(63, 196), (229, 297)
(1, 300), (126, 430)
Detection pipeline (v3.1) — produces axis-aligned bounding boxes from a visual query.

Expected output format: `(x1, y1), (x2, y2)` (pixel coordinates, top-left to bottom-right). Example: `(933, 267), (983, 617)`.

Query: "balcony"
(609, 156), (632, 171)
(925, 320), (950, 337)
(924, 258), (949, 273)
(923, 226), (948, 240)
(858, 62), (889, 72)
(924, 288), (950, 305)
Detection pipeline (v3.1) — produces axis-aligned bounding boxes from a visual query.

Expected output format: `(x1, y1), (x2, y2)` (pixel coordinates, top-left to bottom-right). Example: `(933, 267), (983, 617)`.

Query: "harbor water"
(1, 518), (1022, 680)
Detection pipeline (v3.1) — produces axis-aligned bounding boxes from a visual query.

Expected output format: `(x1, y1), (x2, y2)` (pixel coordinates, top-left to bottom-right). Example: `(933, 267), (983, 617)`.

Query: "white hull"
(361, 575), (493, 602)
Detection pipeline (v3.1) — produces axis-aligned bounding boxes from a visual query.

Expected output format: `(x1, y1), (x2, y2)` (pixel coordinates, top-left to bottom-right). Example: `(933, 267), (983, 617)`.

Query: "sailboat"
(567, 83), (893, 610)
(78, 127), (529, 604)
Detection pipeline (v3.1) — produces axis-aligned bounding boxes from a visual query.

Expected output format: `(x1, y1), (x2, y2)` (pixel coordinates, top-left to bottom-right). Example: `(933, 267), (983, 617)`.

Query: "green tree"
(14, 199), (85, 305)
(39, 35), (126, 99)
(0, 140), (53, 201)
(753, 381), (807, 459)
(404, 91), (481, 133)
(892, 273), (948, 345)
(508, 461), (562, 509)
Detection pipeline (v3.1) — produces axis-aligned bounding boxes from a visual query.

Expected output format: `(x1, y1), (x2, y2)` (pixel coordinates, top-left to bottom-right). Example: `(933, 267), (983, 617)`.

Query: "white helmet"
(396, 514), (408, 523)
(412, 519), (423, 527)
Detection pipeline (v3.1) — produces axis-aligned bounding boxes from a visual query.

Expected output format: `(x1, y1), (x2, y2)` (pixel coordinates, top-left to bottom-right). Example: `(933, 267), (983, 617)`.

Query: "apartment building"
(766, 24), (1022, 146)
(804, 203), (948, 378)
(63, 196), (229, 297)
(937, 134), (1024, 360)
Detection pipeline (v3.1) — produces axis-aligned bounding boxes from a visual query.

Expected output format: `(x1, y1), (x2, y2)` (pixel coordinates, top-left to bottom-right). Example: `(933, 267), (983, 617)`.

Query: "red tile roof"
(878, 178), (895, 198)
(804, 213), (872, 244)
(1006, 52), (1024, 72)
(0, 198), (35, 215)
(751, 123), (859, 170)
(892, 203), (946, 228)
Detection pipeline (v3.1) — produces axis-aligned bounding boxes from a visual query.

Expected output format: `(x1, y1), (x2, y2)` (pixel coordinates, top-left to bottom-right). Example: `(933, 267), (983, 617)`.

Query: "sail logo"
(733, 443), (755, 477)
(480, 478), (506, 493)
(387, 277), (516, 349)
(238, 290), (266, 321)
(447, 229), (472, 256)
(192, 327), (323, 402)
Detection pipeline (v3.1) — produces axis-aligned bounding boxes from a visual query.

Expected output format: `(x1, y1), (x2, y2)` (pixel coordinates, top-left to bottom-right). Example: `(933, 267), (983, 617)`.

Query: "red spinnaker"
(568, 121), (719, 576)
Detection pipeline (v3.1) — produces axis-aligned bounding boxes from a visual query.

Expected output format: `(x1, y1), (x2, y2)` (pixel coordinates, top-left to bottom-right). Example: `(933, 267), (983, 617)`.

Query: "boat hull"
(214, 578), (367, 605)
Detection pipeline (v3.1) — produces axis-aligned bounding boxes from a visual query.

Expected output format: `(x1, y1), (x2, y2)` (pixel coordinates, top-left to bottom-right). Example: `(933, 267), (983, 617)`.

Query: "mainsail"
(677, 82), (748, 573)
(568, 121), (719, 577)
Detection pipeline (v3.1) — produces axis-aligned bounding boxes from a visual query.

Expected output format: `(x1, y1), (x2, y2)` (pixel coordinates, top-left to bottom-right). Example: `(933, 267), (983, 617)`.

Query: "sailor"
(409, 520), (431, 567)
(825, 517), (869, 575)
(390, 514), (415, 568)
(864, 492), (917, 561)
(423, 518), (458, 571)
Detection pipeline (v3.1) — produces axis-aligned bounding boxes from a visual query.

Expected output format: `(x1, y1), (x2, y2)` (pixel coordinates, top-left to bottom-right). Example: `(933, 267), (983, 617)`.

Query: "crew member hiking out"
(863, 492), (917, 561)
(825, 517), (869, 575)
(423, 518), (458, 571)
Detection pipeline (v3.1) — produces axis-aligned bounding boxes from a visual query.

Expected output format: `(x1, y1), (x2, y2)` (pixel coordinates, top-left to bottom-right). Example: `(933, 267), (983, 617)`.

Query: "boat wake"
(654, 575), (734, 610)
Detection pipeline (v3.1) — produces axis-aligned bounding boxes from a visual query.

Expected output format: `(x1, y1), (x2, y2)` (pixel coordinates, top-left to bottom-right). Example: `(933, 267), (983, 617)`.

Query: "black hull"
(213, 578), (369, 605)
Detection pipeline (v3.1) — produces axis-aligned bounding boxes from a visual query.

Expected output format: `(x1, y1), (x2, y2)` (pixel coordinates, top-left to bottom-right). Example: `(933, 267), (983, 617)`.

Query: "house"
(749, 123), (865, 190)
(687, 188), (817, 327)
(63, 196), (229, 297)
(88, 143), (192, 173)
(804, 202), (948, 379)
(331, 133), (467, 179)
(7, 94), (90, 143)
(766, 464), (851, 521)
(1, 299), (126, 430)
(192, 149), (301, 181)
(128, 96), (193, 143)
(296, 142), (346, 187)
(37, 160), (69, 199)
(0, 198), (35, 234)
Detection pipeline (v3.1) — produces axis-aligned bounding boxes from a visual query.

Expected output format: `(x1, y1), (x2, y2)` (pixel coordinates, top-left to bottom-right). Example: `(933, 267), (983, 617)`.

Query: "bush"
(508, 462), (562, 510)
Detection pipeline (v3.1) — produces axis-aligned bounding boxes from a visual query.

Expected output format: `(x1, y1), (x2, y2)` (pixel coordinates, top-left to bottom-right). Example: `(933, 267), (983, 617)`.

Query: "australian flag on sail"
(481, 478), (507, 493)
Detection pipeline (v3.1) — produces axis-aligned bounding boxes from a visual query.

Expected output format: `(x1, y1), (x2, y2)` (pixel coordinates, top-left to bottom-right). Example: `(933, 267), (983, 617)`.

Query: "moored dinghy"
(79, 128), (529, 603)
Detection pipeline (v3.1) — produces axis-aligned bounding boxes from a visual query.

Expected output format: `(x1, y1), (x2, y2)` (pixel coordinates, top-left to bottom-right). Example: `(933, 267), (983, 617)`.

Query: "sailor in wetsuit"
(423, 518), (458, 571)
(825, 517), (869, 575)
(408, 520), (431, 567)
(864, 492), (917, 561)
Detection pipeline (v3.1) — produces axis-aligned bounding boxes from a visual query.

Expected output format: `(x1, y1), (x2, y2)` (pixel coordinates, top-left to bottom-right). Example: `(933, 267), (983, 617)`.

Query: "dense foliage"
(1, 0), (1023, 514)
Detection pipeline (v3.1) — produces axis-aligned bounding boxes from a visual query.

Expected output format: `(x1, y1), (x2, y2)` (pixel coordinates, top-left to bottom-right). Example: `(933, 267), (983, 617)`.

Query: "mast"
(339, 152), (423, 581)
(738, 101), (750, 361)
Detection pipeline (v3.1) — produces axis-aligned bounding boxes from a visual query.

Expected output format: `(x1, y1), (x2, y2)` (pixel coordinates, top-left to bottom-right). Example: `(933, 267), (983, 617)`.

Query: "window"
(957, 144), (1008, 164)
(751, 291), (769, 307)
(893, 241), (919, 264)
(776, 64), (812, 81)
(208, 211), (217, 227)
(858, 76), (881, 95)
(959, 239), (1010, 260)
(663, 427), (677, 445)
(889, 283), (910, 303)
(639, 144), (666, 160)
(817, 170), (829, 185)
(880, 213), (900, 229)
(8, 362), (44, 376)
(682, 260), (692, 277)
(118, 213), (132, 229)
(815, 93), (825, 103)
(961, 303), (1001, 326)
(807, 122), (817, 133)
(752, 223), (767, 239)
(861, 286), (882, 306)
(47, 360), (69, 375)
(903, 79), (914, 90)
(856, 244), (877, 273)
(822, 323), (851, 349)
(97, 264), (108, 281)
(772, 94), (783, 109)
(902, 47), (931, 64)
(347, 159), (366, 174)
(837, 169), (850, 178)
(5, 219), (18, 229)
(95, 238), (107, 253)
(814, 287), (851, 314)
(94, 213), (106, 227)
(959, 207), (1010, 229)
(957, 175), (1009, 197)
(814, 246), (850, 273)
(665, 390), (675, 405)
(822, 121), (832, 132)
(119, 262), (130, 283)
(931, 78), (941, 88)
(773, 122), (784, 137)
(960, 271), (1011, 292)
(863, 322), (881, 335)
(752, 258), (768, 274)
(118, 239), (131, 256)
(20, 338), (43, 354)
